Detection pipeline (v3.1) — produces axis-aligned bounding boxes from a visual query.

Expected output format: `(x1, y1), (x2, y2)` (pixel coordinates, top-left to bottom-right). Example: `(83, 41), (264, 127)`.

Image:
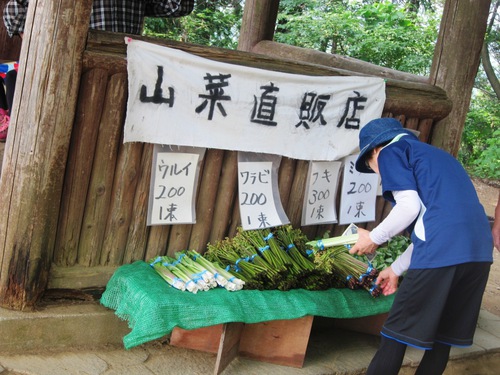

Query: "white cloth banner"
(124, 38), (386, 161)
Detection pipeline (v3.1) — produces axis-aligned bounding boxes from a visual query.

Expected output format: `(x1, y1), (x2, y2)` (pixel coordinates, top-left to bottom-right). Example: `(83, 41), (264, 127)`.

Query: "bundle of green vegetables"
(149, 251), (245, 293)
(309, 240), (381, 297)
(149, 226), (406, 298)
(204, 225), (339, 291)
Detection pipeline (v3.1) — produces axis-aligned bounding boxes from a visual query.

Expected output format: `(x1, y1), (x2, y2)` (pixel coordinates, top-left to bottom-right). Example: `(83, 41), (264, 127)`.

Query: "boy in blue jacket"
(350, 117), (493, 375)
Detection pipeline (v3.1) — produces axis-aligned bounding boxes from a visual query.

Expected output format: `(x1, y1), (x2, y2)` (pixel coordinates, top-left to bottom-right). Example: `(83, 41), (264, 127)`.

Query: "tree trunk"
(428, 0), (491, 156)
(0, 0), (93, 310)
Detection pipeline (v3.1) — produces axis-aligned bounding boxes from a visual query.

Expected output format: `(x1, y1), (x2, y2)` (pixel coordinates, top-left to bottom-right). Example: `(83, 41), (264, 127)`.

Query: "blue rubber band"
(316, 239), (324, 251)
(259, 245), (270, 253)
(150, 256), (162, 266)
(263, 233), (274, 241)
(306, 249), (314, 256)
(287, 244), (295, 249)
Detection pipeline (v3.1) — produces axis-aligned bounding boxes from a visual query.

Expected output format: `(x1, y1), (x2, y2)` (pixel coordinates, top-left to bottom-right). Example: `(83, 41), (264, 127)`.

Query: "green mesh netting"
(100, 261), (394, 349)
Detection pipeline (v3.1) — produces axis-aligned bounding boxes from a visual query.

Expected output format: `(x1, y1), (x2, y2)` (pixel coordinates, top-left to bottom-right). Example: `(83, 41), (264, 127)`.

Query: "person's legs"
(0, 77), (8, 110)
(5, 70), (17, 114)
(366, 336), (407, 375)
(415, 341), (451, 375)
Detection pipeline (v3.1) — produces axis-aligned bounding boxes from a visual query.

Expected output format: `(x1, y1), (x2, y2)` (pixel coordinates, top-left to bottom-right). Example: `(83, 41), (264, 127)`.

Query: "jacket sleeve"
(3, 0), (29, 37)
(145, 0), (195, 18)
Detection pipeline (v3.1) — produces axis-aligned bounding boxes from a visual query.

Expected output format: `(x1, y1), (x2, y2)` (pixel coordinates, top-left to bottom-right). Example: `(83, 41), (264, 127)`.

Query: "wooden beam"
(252, 40), (428, 84)
(238, 0), (279, 52)
(0, 0), (94, 310)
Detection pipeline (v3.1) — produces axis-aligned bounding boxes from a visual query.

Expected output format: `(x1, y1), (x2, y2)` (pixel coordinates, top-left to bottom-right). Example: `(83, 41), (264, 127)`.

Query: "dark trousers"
(0, 70), (17, 113)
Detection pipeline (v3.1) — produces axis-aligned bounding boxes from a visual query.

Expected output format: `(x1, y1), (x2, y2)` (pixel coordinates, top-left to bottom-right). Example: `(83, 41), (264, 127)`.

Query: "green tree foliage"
(461, 2), (500, 180)
(276, 0), (440, 75)
(460, 93), (500, 180)
(143, 0), (244, 49)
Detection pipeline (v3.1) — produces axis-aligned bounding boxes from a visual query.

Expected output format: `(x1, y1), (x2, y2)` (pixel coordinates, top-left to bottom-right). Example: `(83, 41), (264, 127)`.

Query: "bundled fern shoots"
(205, 226), (335, 291)
(312, 244), (381, 297)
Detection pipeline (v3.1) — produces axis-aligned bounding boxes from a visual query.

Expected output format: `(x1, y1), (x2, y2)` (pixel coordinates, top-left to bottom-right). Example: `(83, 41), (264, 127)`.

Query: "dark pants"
(0, 70), (17, 113)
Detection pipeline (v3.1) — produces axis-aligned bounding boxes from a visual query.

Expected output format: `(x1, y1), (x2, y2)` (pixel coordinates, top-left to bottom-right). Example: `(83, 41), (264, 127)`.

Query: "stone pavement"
(0, 302), (499, 375)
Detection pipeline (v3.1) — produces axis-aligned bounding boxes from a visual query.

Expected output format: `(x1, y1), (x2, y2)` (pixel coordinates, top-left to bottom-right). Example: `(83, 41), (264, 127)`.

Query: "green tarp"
(101, 261), (394, 349)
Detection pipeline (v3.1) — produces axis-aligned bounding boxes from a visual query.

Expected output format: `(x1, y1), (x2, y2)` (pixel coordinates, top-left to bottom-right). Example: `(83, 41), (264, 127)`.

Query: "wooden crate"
(170, 316), (314, 374)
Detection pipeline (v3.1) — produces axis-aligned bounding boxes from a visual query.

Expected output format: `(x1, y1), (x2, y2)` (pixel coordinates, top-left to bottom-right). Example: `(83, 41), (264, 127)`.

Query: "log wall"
(47, 31), (452, 290)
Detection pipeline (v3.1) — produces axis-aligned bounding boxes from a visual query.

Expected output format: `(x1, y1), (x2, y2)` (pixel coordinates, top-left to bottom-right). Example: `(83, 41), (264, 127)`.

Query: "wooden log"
(100, 142), (143, 266)
(167, 224), (193, 257)
(237, 0), (279, 52)
(209, 151), (239, 244)
(123, 143), (154, 264)
(286, 160), (311, 234)
(47, 264), (117, 289)
(277, 157), (297, 212)
(0, 0), (94, 310)
(252, 40), (429, 84)
(83, 50), (127, 75)
(144, 225), (171, 261)
(53, 68), (108, 267)
(417, 118), (435, 144)
(189, 149), (224, 252)
(227, 197), (242, 239)
(78, 73), (126, 266)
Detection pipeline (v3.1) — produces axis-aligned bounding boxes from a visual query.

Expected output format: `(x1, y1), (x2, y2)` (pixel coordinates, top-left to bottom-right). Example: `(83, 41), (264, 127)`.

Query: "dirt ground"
(472, 178), (500, 317)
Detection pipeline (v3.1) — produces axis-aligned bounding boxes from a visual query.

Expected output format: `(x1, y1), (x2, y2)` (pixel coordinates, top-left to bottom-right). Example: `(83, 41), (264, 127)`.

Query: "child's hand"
(376, 266), (399, 296)
(349, 228), (378, 257)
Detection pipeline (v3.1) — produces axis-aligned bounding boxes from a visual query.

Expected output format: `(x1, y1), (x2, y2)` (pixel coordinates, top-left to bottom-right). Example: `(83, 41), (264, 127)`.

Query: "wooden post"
(429, 0), (491, 156)
(238, 0), (279, 52)
(0, 0), (93, 310)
